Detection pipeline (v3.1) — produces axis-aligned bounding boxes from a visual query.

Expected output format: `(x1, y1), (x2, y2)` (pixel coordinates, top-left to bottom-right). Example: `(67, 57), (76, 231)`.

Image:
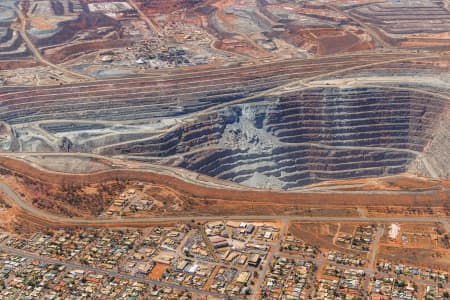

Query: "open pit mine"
(1, 54), (450, 190)
(0, 1), (450, 299)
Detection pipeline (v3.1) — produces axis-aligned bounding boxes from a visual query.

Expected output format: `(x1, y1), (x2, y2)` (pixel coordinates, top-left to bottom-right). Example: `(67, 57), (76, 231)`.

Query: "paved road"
(252, 218), (288, 299)
(16, 6), (93, 81)
(1, 180), (448, 298)
(0, 245), (238, 300)
(0, 181), (448, 227)
(364, 225), (384, 295)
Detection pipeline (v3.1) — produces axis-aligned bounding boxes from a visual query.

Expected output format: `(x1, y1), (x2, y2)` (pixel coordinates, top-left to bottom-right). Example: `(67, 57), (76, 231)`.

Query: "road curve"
(0, 181), (448, 227)
(16, 7), (94, 81)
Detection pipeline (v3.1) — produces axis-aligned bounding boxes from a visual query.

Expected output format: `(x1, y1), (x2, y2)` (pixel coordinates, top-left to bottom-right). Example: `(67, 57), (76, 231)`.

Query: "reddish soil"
(0, 156), (449, 211)
(381, 223), (448, 250)
(44, 39), (133, 64)
(308, 175), (450, 192)
(0, 59), (39, 70)
(282, 27), (374, 55)
(316, 30), (359, 55)
(377, 245), (450, 271)
(148, 263), (169, 280)
(136, 0), (213, 14)
(367, 206), (449, 218)
(15, 175), (126, 217)
(400, 38), (450, 50)
(214, 38), (268, 58)
(289, 223), (339, 251)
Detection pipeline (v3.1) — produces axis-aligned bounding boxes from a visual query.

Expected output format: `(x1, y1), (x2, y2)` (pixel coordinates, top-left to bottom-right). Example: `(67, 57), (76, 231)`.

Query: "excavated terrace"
(0, 56), (449, 189)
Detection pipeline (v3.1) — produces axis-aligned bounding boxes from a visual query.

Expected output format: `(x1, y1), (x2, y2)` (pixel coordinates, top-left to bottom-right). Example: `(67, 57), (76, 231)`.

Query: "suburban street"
(0, 244), (241, 300)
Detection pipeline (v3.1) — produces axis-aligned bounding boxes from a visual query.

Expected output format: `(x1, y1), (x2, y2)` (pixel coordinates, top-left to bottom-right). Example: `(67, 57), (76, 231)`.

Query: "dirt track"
(0, 155), (449, 208)
(1, 181), (448, 230)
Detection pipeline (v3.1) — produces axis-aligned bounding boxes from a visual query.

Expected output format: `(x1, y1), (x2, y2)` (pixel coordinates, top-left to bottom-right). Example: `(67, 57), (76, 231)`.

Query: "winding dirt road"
(16, 6), (94, 81)
(0, 181), (448, 228)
